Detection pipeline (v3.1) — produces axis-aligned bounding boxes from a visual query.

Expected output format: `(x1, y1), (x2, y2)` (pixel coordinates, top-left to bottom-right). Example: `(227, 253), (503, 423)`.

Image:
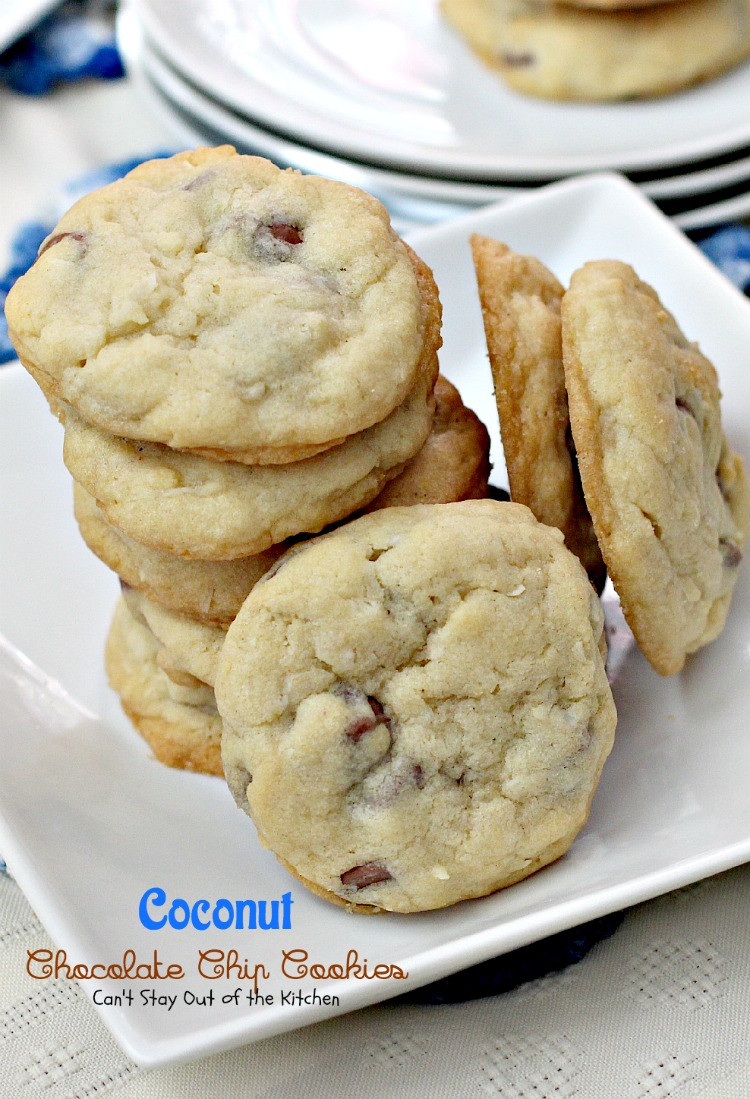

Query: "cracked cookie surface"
(471, 236), (604, 587)
(6, 146), (440, 461)
(562, 260), (749, 675)
(216, 500), (616, 913)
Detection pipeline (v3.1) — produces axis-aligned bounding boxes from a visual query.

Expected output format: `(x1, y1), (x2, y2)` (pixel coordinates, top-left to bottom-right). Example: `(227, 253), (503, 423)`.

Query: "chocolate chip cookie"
(562, 260), (749, 675)
(73, 483), (284, 627)
(74, 376), (488, 622)
(470, 235), (604, 587)
(106, 597), (223, 775)
(62, 355), (437, 560)
(7, 146), (442, 462)
(363, 376), (491, 510)
(216, 500), (616, 913)
(121, 585), (225, 688)
(441, 0), (750, 101)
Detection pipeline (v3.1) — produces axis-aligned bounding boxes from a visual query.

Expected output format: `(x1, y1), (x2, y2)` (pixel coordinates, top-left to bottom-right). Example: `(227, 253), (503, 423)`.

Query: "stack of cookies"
(471, 237), (749, 675)
(5, 146), (490, 778)
(440, 0), (750, 101)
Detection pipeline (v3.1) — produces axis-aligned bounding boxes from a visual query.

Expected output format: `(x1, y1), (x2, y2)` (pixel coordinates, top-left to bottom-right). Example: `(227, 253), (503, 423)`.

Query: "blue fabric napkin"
(0, 0), (123, 96)
(699, 225), (750, 294)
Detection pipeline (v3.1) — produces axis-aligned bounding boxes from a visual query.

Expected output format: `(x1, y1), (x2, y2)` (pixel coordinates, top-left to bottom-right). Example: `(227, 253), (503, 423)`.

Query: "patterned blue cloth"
(0, 1), (123, 96)
(699, 225), (750, 296)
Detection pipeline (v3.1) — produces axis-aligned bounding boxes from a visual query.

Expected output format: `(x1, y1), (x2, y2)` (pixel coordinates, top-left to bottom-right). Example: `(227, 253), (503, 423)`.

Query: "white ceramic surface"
(136, 29), (526, 206)
(131, 0), (750, 179)
(672, 191), (750, 231)
(2, 176), (750, 1070)
(136, 22), (750, 206)
(117, 11), (478, 232)
(643, 152), (750, 201)
(120, 5), (750, 232)
(0, 0), (59, 53)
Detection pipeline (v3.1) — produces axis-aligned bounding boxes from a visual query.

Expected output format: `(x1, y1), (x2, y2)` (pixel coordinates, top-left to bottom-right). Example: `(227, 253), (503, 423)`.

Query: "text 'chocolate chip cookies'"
(216, 501), (617, 914)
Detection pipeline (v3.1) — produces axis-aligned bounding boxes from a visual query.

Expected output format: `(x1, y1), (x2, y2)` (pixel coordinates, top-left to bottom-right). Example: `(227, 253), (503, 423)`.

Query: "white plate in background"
(129, 40), (750, 234)
(132, 18), (750, 206)
(2, 175), (750, 1069)
(131, 0), (750, 179)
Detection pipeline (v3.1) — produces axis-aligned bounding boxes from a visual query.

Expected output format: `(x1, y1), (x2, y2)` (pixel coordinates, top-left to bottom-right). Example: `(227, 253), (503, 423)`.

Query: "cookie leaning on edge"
(562, 260), (749, 676)
(6, 146), (441, 462)
(215, 500), (616, 914)
(470, 235), (604, 588)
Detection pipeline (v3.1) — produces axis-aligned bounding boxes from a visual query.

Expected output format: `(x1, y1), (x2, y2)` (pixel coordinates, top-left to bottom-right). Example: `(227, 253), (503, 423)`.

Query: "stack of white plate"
(119, 0), (750, 233)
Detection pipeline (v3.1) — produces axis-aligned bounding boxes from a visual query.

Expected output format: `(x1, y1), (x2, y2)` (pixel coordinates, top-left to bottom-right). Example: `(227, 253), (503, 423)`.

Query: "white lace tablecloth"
(2, 76), (750, 1099)
(3, 863), (750, 1099)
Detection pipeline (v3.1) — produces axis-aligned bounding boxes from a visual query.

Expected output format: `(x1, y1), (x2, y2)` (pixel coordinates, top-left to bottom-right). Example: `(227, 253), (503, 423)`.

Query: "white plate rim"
(672, 190), (750, 231)
(131, 49), (750, 235)
(118, 11), (529, 206)
(0, 0), (59, 54)
(129, 0), (750, 180)
(136, 25), (750, 207)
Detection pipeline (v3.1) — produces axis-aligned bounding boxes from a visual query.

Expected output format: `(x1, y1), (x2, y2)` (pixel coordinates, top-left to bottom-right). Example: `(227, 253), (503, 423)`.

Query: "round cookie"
(440, 0), (750, 102)
(62, 357), (438, 560)
(121, 585), (225, 687)
(6, 146), (443, 461)
(73, 483), (283, 627)
(470, 236), (604, 588)
(363, 376), (491, 510)
(561, 260), (749, 676)
(106, 597), (223, 776)
(216, 500), (616, 914)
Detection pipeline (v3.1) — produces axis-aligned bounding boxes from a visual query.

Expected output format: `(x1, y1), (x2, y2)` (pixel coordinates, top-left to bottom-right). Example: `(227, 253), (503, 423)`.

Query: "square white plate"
(2, 173), (750, 1069)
